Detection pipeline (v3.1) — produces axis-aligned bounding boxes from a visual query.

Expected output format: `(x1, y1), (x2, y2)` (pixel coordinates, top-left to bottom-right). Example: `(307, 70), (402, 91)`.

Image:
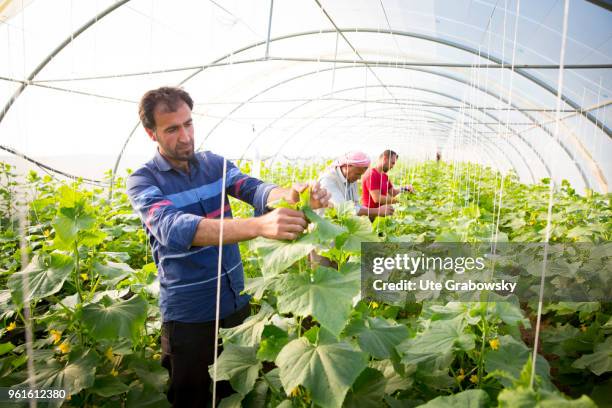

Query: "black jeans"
(161, 303), (251, 408)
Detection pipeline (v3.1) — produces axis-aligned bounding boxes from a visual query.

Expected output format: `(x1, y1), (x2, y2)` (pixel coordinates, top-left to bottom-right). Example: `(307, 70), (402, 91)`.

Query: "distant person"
(362, 149), (414, 210)
(436, 151), (442, 162)
(318, 151), (394, 217)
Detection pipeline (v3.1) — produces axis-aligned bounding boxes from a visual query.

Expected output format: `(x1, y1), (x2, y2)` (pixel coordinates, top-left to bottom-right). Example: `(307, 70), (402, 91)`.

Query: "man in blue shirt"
(127, 87), (330, 407)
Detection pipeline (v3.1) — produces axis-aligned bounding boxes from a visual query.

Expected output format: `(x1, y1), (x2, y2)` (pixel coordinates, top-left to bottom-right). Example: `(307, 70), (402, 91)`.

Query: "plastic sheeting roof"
(0, 0), (610, 192)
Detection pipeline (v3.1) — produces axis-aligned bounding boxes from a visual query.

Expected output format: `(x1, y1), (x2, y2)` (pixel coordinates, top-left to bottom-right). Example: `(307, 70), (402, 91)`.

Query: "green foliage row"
(0, 160), (609, 407)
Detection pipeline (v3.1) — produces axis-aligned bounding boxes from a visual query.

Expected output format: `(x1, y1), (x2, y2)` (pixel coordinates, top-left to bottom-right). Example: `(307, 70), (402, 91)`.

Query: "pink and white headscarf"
(331, 151), (371, 168)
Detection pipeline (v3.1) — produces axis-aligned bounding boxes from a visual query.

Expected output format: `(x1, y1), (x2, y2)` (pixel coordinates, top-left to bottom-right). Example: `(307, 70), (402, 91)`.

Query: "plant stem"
(297, 315), (303, 337)
(88, 276), (101, 301)
(74, 241), (82, 304)
(448, 365), (464, 391)
(73, 240), (84, 346)
(15, 308), (26, 325)
(477, 318), (488, 384)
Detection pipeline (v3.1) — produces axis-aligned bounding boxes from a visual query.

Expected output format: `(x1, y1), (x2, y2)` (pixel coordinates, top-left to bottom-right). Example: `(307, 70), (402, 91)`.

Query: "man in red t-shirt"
(362, 150), (414, 211)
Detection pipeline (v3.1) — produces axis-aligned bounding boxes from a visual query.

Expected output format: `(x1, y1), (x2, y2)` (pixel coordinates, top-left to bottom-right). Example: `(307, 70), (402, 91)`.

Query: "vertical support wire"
(18, 192), (37, 408)
(530, 0), (570, 389)
(212, 157), (229, 408)
(490, 0), (509, 244)
(494, 0), (520, 247)
(265, 0), (274, 59)
(17, 1), (37, 405)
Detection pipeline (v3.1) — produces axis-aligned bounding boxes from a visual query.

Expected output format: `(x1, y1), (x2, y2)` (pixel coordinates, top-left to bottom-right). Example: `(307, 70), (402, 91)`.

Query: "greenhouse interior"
(0, 0), (611, 406)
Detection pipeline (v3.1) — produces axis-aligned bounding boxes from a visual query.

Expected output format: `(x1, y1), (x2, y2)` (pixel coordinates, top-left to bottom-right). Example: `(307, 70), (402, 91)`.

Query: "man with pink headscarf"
(318, 151), (394, 217)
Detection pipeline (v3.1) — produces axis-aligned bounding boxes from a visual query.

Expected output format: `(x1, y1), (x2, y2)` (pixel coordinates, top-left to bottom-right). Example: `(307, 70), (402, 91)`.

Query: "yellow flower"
(289, 387), (300, 397)
(489, 338), (500, 350)
(80, 273), (89, 281)
(105, 347), (114, 361)
(110, 369), (119, 377)
(470, 375), (479, 384)
(153, 353), (161, 360)
(58, 341), (71, 354)
(6, 322), (16, 331)
(43, 229), (50, 237)
(50, 329), (62, 344)
(371, 301), (379, 309)
(456, 368), (465, 382)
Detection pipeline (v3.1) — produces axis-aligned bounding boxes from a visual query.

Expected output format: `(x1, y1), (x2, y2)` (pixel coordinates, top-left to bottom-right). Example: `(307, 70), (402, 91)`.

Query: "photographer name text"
(372, 279), (517, 292)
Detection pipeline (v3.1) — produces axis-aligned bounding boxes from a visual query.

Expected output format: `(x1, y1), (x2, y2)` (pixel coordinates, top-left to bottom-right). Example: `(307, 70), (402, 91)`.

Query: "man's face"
(345, 165), (367, 183)
(381, 154), (397, 172)
(145, 101), (194, 162)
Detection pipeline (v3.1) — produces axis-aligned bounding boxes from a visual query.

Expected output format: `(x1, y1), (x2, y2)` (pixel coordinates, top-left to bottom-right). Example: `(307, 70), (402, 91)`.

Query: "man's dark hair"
(139, 87), (194, 130)
(380, 149), (398, 159)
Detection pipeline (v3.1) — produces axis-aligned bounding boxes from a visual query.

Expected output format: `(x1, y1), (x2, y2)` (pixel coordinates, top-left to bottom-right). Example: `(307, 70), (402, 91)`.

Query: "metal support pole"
(265, 0), (274, 59)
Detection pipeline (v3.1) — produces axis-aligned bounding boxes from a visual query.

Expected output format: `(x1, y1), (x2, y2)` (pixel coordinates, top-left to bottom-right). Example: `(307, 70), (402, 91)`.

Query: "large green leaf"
(276, 334), (368, 408)
(81, 294), (147, 342)
(485, 335), (552, 389)
(91, 375), (130, 397)
(342, 367), (386, 408)
(53, 205), (96, 244)
(0, 342), (15, 355)
(497, 388), (597, 408)
(125, 383), (169, 408)
(127, 355), (169, 392)
(218, 393), (243, 408)
(79, 229), (108, 247)
(338, 216), (378, 253)
(572, 336), (612, 375)
(397, 316), (475, 365)
(56, 184), (84, 208)
(369, 359), (413, 394)
(209, 344), (261, 396)
(497, 387), (538, 408)
(304, 207), (348, 243)
(489, 301), (529, 327)
(8, 253), (73, 306)
(250, 233), (317, 277)
(242, 380), (270, 408)
(243, 276), (277, 300)
(93, 261), (134, 287)
(416, 389), (489, 407)
(277, 266), (359, 335)
(345, 316), (409, 359)
(220, 302), (274, 346)
(257, 324), (290, 362)
(18, 349), (98, 408)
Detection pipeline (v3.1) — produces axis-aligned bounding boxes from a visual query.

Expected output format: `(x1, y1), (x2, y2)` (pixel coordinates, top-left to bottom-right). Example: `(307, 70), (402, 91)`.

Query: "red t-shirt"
(362, 167), (393, 208)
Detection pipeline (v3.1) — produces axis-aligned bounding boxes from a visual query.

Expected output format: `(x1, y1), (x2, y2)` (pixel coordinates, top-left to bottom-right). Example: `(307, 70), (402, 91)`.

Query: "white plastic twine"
(212, 157), (229, 407)
(490, 0), (510, 245)
(531, 0), (570, 389)
(15, 1), (37, 405)
(18, 191), (37, 408)
(493, 0), (521, 250)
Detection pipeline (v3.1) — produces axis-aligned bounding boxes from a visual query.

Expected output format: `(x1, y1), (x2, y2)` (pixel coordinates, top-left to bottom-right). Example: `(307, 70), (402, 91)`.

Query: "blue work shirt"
(126, 149), (276, 323)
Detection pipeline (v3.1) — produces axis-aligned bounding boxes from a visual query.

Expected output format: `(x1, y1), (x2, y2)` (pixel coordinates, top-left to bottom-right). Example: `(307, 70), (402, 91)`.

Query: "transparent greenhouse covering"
(0, 0), (611, 193)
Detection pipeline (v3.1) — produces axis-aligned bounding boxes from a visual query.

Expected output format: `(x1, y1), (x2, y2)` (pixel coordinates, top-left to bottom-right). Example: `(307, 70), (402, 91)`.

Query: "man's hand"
(376, 205), (394, 216)
(290, 182), (332, 210)
(256, 207), (308, 240)
(400, 184), (415, 193)
(399, 184), (414, 193)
